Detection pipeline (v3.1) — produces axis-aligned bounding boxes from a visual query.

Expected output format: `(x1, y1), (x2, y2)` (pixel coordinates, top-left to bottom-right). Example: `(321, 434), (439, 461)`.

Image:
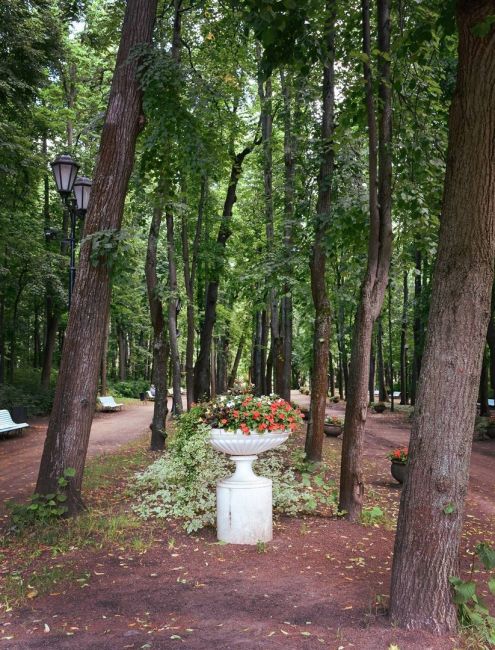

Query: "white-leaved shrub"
(132, 406), (336, 533)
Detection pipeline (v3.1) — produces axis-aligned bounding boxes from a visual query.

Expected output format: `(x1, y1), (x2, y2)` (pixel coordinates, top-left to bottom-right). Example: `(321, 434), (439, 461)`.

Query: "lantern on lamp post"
(49, 154), (91, 309)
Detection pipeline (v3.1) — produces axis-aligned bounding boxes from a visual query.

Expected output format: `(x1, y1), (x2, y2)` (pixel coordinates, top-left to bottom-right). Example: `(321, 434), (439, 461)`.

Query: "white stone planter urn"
(209, 428), (289, 545)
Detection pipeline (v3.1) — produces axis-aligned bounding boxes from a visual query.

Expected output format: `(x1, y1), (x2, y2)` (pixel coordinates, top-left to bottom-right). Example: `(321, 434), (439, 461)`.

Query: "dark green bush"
(107, 379), (149, 398)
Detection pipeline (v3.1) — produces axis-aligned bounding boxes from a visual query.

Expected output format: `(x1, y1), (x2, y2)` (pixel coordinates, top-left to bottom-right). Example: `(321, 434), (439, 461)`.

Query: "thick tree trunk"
(35, 0), (158, 510)
(193, 144), (255, 401)
(100, 312), (110, 396)
(305, 0), (335, 462)
(339, 0), (393, 519)
(390, 2), (495, 631)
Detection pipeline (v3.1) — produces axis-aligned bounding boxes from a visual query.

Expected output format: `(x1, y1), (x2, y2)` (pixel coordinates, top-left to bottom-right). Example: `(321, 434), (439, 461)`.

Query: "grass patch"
(2, 565), (90, 611)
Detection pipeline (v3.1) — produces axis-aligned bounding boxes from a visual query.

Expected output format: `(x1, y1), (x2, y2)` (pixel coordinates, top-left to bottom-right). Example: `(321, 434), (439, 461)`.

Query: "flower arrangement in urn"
(387, 447), (408, 464)
(387, 447), (408, 484)
(203, 394), (302, 435)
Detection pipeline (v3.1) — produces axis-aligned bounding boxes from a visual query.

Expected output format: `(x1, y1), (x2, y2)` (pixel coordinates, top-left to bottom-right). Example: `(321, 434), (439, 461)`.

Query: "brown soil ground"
(0, 401), (155, 519)
(1, 393), (494, 649)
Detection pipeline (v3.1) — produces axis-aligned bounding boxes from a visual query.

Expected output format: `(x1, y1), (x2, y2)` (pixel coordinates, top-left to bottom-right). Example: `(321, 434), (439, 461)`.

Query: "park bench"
(0, 409), (29, 436)
(146, 390), (155, 400)
(97, 396), (124, 412)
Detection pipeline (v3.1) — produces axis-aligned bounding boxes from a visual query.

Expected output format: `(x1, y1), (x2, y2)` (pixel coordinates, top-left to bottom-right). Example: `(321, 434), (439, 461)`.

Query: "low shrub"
(0, 383), (55, 416)
(132, 406), (337, 533)
(108, 379), (150, 398)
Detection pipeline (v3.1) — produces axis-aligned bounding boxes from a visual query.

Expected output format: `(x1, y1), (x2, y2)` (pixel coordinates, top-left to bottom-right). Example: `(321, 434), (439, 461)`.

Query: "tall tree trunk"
(329, 351), (335, 397)
(479, 348), (489, 416)
(117, 324), (127, 381)
(166, 204), (183, 416)
(411, 248), (423, 404)
(100, 313), (110, 396)
(305, 0), (335, 462)
(377, 316), (387, 401)
(0, 294), (4, 384)
(146, 192), (170, 451)
(228, 334), (245, 388)
(368, 335), (375, 405)
(182, 177), (206, 409)
(165, 0), (183, 417)
(390, 2), (495, 631)
(35, 0), (158, 511)
(400, 271), (408, 404)
(278, 69), (295, 402)
(193, 143), (256, 401)
(387, 281), (395, 412)
(339, 0), (393, 519)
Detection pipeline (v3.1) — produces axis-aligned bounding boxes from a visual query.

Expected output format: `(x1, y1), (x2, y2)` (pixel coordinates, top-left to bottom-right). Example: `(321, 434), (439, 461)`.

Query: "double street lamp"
(49, 154), (92, 309)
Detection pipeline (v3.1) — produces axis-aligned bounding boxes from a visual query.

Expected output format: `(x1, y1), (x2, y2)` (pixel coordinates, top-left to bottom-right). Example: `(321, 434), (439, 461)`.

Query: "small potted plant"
(324, 416), (343, 437)
(387, 447), (408, 484)
(372, 401), (387, 413)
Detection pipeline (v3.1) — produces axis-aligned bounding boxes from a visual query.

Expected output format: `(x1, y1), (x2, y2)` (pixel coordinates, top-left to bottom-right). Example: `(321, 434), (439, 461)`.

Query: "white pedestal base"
(216, 455), (273, 544)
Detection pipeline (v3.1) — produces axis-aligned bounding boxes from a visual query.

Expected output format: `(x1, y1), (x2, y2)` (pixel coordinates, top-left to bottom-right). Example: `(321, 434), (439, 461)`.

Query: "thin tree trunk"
(339, 0), (393, 519)
(305, 0), (335, 462)
(390, 1), (495, 631)
(117, 324), (127, 381)
(329, 351), (335, 397)
(400, 271), (408, 404)
(166, 205), (183, 416)
(377, 316), (387, 401)
(228, 334), (245, 388)
(368, 335), (375, 405)
(182, 177), (206, 409)
(100, 313), (110, 396)
(35, 0), (158, 511)
(479, 349), (489, 416)
(193, 143), (257, 401)
(146, 191), (170, 450)
(388, 281), (395, 412)
(278, 69), (295, 402)
(411, 248), (422, 404)
(165, 0), (183, 417)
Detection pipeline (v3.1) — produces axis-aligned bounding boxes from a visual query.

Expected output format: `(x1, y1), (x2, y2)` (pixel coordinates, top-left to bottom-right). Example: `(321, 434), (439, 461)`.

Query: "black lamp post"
(50, 155), (92, 309)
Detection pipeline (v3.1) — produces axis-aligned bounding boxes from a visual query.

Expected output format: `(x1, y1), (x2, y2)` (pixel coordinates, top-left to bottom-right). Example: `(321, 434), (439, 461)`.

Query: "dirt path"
(0, 402), (155, 516)
(1, 393), (494, 649)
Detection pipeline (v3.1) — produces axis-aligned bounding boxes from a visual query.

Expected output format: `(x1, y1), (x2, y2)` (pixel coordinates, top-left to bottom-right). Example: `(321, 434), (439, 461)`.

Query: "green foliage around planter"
(132, 407), (337, 533)
(450, 542), (495, 645)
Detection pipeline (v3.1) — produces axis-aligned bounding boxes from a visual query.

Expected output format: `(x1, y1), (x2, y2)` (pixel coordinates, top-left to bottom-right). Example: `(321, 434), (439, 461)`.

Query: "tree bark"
(146, 193), (170, 451)
(377, 316), (387, 401)
(400, 271), (408, 404)
(182, 176), (206, 409)
(339, 0), (393, 519)
(278, 69), (295, 402)
(165, 0), (183, 417)
(305, 0), (335, 462)
(411, 248), (423, 404)
(35, 0), (158, 510)
(100, 312), (110, 396)
(390, 1), (495, 631)
(228, 334), (245, 388)
(479, 349), (489, 416)
(193, 143), (256, 401)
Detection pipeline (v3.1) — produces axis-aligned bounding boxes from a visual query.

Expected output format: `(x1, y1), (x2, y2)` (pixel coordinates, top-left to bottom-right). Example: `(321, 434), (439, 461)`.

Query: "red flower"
(220, 418), (227, 425)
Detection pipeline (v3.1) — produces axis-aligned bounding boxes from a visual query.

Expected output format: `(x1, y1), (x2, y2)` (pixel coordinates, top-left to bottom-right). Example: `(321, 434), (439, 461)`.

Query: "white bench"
(0, 409), (29, 435)
(97, 396), (124, 412)
(146, 390), (155, 400)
